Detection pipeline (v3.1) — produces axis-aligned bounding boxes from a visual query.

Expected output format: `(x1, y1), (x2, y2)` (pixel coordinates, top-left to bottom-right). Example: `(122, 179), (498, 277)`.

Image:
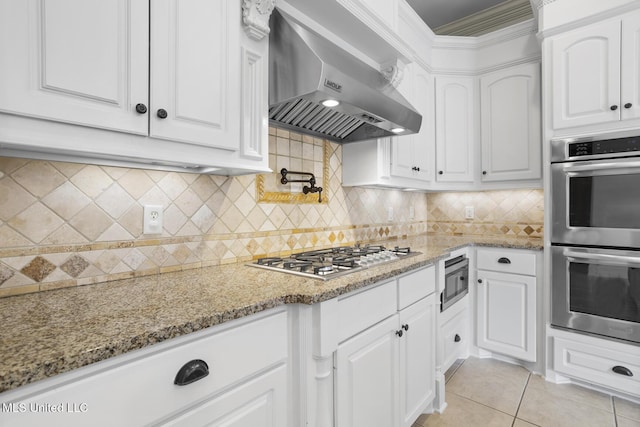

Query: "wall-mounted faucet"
(280, 168), (323, 203)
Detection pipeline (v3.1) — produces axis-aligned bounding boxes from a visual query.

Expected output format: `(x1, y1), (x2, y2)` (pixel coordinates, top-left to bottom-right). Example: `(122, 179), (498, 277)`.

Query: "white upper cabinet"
(0, 0), (269, 174)
(0, 0), (149, 134)
(480, 62), (541, 182)
(391, 63), (433, 183)
(551, 10), (640, 130)
(150, 0), (240, 151)
(435, 76), (476, 183)
(621, 9), (640, 122)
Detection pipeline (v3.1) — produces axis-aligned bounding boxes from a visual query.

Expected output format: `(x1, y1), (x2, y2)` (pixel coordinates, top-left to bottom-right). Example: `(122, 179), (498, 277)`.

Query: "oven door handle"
(563, 160), (640, 176)
(564, 249), (640, 267)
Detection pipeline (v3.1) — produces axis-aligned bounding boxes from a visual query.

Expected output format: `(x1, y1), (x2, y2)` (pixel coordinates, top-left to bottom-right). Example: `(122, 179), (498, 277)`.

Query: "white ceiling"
(406, 0), (533, 35)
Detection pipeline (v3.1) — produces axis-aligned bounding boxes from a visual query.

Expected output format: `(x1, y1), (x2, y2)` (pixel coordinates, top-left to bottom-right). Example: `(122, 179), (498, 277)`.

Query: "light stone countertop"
(0, 234), (542, 393)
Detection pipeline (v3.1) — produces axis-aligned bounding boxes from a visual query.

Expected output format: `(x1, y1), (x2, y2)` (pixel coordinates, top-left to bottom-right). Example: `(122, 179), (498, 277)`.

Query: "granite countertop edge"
(0, 235), (542, 394)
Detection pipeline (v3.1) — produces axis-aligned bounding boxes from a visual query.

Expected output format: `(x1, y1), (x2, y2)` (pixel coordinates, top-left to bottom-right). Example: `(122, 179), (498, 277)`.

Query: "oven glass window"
(569, 262), (640, 323)
(569, 173), (640, 228)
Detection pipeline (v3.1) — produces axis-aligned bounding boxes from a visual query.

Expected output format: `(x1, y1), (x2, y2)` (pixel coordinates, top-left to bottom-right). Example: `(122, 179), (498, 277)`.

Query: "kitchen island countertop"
(0, 234), (542, 393)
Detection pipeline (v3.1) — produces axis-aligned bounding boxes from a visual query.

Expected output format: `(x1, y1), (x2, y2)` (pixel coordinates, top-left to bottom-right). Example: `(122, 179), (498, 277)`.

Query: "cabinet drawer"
(338, 280), (397, 342)
(398, 266), (436, 310)
(2, 309), (288, 427)
(440, 308), (468, 372)
(476, 248), (536, 275)
(553, 335), (640, 397)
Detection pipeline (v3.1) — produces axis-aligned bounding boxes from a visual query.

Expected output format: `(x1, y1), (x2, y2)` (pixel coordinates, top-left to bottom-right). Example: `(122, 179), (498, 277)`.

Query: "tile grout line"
(512, 372), (533, 427)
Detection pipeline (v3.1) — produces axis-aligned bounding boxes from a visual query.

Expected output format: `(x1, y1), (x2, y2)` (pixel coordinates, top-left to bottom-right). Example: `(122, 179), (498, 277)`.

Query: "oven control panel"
(569, 136), (640, 157)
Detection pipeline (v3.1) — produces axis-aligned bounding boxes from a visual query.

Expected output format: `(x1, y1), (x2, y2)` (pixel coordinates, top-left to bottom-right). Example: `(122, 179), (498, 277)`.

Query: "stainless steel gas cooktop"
(249, 245), (420, 280)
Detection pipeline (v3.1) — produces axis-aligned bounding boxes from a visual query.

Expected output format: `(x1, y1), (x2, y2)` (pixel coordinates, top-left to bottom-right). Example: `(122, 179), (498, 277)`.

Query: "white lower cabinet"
(399, 296), (436, 427)
(336, 314), (401, 427)
(334, 267), (437, 427)
(0, 308), (289, 427)
(161, 364), (288, 426)
(549, 328), (640, 398)
(439, 300), (469, 374)
(476, 248), (538, 362)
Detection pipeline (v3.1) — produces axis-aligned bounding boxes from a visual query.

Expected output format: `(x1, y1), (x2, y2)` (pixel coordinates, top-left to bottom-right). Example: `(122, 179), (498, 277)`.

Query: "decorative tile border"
(0, 221), (429, 298)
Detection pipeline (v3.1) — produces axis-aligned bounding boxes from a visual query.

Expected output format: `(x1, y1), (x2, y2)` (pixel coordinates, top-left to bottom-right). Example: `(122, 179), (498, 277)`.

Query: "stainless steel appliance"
(249, 245), (419, 280)
(551, 131), (640, 247)
(441, 255), (469, 312)
(268, 9), (421, 143)
(551, 246), (640, 344)
(551, 130), (640, 344)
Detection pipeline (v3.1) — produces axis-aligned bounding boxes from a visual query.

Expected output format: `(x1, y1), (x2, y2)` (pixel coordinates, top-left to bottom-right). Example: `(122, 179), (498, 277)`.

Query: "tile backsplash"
(0, 127), (543, 298)
(0, 128), (428, 297)
(426, 190), (544, 238)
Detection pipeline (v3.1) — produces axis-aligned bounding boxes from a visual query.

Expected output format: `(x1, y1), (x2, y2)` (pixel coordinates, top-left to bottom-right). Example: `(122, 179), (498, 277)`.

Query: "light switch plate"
(143, 205), (163, 234)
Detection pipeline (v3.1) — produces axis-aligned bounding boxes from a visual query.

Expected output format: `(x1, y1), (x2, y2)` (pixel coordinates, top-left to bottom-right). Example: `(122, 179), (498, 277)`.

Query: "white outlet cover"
(387, 206), (394, 221)
(464, 206), (475, 220)
(143, 205), (163, 234)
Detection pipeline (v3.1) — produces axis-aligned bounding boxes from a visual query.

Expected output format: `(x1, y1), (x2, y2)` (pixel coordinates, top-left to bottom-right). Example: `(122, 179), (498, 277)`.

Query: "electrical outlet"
(387, 206), (394, 221)
(143, 205), (163, 234)
(464, 206), (475, 220)
(409, 205), (415, 220)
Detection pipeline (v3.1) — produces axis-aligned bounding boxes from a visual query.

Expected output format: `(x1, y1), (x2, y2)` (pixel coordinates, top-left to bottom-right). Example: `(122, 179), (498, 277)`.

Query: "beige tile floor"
(413, 357), (640, 427)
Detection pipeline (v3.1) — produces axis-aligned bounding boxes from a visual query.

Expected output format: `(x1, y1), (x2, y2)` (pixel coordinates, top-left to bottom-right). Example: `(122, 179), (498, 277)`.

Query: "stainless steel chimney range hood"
(268, 9), (422, 143)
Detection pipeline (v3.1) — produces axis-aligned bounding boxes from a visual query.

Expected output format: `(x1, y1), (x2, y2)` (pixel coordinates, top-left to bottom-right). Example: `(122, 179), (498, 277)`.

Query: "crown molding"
(433, 0), (534, 37)
(433, 18), (537, 50)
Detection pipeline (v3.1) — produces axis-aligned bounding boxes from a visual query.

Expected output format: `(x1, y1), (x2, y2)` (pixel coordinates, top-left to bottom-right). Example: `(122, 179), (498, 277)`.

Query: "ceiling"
(406, 0), (534, 36)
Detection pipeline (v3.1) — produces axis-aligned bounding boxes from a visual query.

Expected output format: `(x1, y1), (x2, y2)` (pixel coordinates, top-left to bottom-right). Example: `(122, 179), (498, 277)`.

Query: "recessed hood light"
(321, 99), (340, 107)
(391, 128), (406, 134)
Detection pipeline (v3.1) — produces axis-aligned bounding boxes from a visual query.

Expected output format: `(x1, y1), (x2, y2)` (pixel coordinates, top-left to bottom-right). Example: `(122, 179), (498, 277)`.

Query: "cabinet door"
(477, 271), (536, 362)
(391, 65), (432, 182)
(150, 0), (240, 150)
(0, 0), (148, 134)
(551, 19), (621, 129)
(399, 296), (435, 427)
(435, 77), (475, 182)
(336, 315), (400, 427)
(161, 364), (288, 427)
(480, 63), (541, 182)
(621, 9), (640, 121)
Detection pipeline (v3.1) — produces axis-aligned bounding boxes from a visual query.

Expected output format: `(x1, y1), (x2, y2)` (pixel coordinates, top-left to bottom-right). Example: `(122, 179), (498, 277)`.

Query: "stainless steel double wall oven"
(551, 131), (640, 344)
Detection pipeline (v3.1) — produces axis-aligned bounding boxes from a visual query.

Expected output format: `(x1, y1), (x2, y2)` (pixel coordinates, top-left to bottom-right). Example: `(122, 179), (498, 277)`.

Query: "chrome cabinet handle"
(174, 359), (209, 386)
(562, 159), (640, 176)
(564, 249), (640, 267)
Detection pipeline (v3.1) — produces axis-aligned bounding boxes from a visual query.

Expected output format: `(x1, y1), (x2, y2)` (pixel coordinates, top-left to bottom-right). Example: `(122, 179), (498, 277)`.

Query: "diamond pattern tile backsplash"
(0, 128), (430, 297)
(0, 127), (543, 298)
(426, 190), (544, 238)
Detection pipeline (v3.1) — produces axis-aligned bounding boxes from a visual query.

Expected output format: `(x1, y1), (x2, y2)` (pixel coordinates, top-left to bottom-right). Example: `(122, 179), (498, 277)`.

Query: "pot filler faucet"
(280, 168), (323, 203)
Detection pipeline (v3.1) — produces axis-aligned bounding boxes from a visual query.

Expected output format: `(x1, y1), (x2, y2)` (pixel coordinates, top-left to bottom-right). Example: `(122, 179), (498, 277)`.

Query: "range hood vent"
(269, 9), (422, 143)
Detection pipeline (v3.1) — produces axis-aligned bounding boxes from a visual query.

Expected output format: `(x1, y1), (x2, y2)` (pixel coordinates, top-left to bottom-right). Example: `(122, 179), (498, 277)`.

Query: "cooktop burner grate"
(249, 245), (419, 280)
